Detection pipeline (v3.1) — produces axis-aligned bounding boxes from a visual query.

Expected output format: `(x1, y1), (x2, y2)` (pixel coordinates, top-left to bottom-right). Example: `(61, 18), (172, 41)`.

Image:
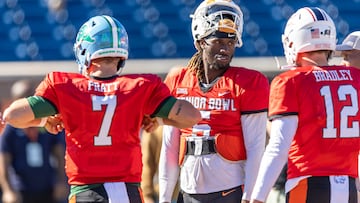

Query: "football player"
(2, 15), (201, 203)
(158, 1), (269, 203)
(336, 31), (360, 69)
(250, 7), (360, 203)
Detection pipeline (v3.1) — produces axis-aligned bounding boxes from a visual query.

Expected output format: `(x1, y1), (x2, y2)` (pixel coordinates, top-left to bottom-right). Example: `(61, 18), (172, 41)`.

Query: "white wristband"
(37, 117), (48, 127)
(156, 117), (164, 125)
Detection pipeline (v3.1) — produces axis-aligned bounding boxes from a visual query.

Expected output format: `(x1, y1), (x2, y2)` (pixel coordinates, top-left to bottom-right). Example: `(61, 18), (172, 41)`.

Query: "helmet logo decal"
(311, 28), (320, 38)
(311, 28), (332, 39)
(218, 18), (236, 33)
(77, 24), (95, 43)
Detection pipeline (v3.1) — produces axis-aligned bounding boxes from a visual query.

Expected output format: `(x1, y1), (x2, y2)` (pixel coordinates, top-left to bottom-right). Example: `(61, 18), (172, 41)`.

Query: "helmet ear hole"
(289, 42), (293, 49)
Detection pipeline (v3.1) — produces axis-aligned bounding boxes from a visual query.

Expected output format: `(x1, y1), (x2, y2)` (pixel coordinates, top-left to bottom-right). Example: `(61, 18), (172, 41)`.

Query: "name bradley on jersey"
(313, 69), (353, 82)
(178, 96), (237, 111)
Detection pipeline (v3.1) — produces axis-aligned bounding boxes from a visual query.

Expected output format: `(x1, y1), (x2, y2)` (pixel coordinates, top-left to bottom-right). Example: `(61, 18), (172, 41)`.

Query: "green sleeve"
(151, 96), (177, 118)
(27, 96), (58, 118)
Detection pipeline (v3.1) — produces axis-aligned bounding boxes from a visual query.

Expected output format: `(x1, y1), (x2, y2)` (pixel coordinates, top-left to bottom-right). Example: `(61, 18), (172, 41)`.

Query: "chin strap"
(117, 59), (126, 71)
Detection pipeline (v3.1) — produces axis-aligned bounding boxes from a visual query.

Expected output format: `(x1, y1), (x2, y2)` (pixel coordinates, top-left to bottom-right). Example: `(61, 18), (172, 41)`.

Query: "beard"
(211, 62), (229, 70)
(209, 54), (233, 70)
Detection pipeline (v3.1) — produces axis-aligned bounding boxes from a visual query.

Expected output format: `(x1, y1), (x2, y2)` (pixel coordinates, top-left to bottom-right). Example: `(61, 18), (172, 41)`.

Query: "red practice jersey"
(164, 66), (269, 160)
(35, 72), (171, 184)
(269, 65), (360, 179)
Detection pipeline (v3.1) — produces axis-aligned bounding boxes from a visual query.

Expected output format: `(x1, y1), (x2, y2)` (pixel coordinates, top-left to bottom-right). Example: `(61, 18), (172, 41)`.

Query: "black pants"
(71, 183), (142, 203)
(177, 185), (243, 203)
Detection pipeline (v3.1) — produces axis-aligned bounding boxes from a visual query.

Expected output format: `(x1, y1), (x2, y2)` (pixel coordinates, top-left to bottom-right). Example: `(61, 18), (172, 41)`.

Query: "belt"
(185, 139), (217, 156)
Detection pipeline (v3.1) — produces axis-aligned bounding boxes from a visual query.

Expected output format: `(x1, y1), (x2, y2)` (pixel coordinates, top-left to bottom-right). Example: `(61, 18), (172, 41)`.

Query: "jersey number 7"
(92, 95), (117, 146)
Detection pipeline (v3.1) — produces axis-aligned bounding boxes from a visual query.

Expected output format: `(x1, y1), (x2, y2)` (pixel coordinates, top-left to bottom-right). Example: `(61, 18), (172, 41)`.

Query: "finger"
(143, 123), (154, 132)
(56, 124), (64, 132)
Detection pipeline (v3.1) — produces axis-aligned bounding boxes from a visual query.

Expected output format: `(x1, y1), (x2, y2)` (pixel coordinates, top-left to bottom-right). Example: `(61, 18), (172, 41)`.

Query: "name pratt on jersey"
(88, 81), (119, 92)
(313, 69), (353, 82)
(179, 96), (237, 111)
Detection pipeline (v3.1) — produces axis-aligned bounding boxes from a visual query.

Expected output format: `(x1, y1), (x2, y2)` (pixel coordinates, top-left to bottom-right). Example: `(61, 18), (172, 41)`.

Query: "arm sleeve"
(250, 116), (298, 202)
(158, 125), (180, 203)
(152, 96), (177, 118)
(27, 96), (57, 118)
(241, 112), (267, 201)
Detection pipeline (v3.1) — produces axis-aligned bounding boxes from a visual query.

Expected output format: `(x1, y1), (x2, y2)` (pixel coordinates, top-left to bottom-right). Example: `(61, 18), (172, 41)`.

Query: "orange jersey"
(35, 72), (171, 184)
(164, 66), (269, 160)
(269, 65), (360, 179)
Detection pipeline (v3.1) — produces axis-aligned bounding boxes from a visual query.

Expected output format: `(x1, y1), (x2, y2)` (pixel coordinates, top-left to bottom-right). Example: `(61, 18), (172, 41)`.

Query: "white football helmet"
(282, 7), (336, 66)
(191, 0), (243, 47)
(73, 15), (129, 74)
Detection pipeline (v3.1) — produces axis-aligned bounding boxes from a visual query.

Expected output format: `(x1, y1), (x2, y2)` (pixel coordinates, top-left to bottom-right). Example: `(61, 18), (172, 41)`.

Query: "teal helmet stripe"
(102, 15), (118, 48)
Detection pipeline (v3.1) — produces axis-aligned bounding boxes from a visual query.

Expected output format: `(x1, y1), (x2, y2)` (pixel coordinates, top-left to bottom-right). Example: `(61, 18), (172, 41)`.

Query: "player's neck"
(88, 65), (118, 78)
(299, 56), (328, 67)
(202, 67), (227, 84)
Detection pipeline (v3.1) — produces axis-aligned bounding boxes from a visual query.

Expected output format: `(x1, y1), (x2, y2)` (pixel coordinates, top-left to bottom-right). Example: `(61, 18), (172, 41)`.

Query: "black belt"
(185, 139), (217, 155)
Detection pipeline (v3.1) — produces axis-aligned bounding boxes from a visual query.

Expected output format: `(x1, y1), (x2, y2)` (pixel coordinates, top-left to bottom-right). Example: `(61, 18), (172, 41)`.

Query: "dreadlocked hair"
(187, 50), (204, 81)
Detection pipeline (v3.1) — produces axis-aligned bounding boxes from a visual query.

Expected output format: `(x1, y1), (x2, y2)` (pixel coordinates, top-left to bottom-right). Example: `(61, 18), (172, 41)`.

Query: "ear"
(195, 40), (205, 50)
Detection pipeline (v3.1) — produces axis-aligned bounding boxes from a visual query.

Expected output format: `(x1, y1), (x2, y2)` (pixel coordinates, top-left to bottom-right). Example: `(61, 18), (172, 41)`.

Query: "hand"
(143, 196), (155, 203)
(2, 189), (21, 203)
(54, 182), (69, 201)
(142, 115), (159, 133)
(0, 112), (5, 134)
(45, 114), (64, 134)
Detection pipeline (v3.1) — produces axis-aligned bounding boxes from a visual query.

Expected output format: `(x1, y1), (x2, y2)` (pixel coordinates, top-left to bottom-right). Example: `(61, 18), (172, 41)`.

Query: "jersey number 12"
(321, 85), (359, 138)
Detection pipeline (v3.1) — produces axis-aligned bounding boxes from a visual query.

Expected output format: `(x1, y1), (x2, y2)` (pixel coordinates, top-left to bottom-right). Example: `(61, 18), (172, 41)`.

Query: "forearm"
(3, 99), (37, 128)
(251, 116), (297, 202)
(241, 112), (267, 201)
(166, 100), (201, 129)
(141, 134), (157, 198)
(158, 163), (179, 202)
(158, 125), (180, 202)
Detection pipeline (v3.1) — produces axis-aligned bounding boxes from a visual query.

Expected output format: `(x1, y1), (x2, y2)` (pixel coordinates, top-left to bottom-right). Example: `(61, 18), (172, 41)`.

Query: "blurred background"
(0, 0), (358, 98)
(0, 0), (358, 61)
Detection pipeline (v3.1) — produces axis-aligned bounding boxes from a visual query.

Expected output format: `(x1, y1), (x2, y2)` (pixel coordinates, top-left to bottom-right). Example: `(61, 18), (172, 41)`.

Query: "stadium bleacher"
(0, 0), (359, 61)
